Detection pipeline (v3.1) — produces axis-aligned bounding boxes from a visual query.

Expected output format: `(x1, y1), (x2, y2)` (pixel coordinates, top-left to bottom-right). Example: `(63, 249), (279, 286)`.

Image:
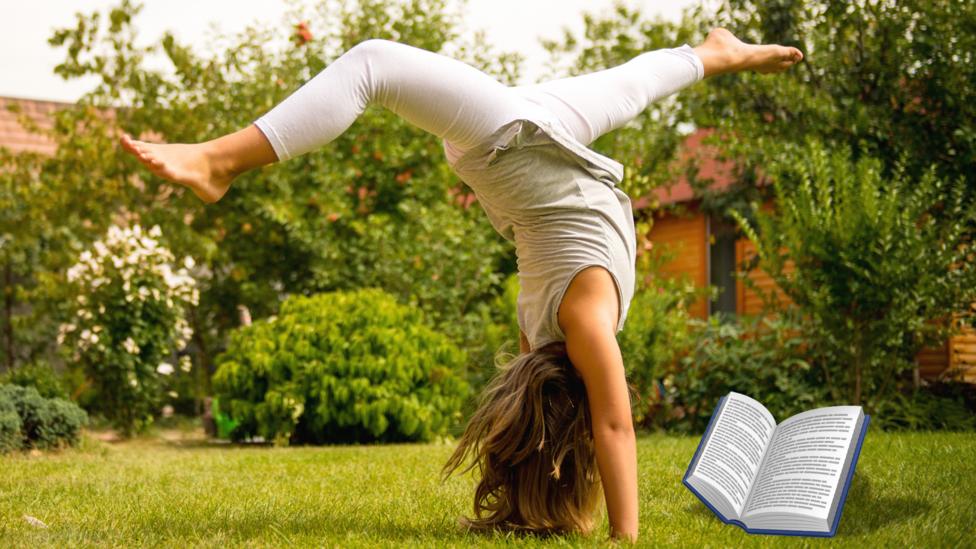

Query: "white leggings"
(253, 39), (704, 164)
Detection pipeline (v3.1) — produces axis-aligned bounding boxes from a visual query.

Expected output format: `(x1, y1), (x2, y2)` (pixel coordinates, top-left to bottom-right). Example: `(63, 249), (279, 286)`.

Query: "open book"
(683, 392), (870, 537)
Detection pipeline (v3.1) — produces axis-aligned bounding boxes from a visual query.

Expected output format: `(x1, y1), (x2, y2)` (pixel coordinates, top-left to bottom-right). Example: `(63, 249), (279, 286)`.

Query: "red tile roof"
(0, 96), (71, 155)
(634, 128), (737, 209)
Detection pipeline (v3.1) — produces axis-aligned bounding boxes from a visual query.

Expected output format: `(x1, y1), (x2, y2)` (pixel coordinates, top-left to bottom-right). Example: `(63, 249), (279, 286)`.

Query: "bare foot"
(695, 28), (803, 77)
(120, 134), (234, 204)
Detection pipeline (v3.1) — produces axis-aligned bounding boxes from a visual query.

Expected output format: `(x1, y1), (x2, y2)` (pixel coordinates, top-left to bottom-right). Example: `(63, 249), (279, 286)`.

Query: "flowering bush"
(58, 224), (198, 435)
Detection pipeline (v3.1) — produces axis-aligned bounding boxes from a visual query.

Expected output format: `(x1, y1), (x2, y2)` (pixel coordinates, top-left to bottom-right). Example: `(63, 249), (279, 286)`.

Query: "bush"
(0, 396), (22, 453)
(0, 360), (68, 400)
(873, 382), (976, 431)
(58, 224), (199, 435)
(0, 384), (88, 450)
(213, 289), (470, 445)
(461, 273), (521, 392)
(617, 278), (697, 428)
(733, 141), (976, 407)
(655, 312), (829, 433)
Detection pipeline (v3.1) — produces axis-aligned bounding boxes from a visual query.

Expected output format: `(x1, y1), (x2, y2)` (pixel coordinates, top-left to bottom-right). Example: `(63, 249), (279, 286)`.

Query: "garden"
(2, 0), (975, 547)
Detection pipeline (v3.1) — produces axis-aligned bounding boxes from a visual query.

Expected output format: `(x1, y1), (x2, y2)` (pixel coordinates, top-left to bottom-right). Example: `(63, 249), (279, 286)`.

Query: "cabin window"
(708, 217), (738, 318)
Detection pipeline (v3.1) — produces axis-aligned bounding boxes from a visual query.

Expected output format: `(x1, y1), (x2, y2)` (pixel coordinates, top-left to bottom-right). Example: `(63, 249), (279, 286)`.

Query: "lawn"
(1, 430), (974, 548)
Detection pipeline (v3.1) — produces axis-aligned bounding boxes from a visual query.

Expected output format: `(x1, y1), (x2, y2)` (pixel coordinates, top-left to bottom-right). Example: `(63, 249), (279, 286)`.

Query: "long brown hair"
(442, 341), (602, 536)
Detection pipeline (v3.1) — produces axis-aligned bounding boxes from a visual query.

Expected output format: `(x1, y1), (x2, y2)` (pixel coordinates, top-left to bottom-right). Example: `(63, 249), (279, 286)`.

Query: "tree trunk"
(2, 263), (14, 372)
(189, 306), (213, 415)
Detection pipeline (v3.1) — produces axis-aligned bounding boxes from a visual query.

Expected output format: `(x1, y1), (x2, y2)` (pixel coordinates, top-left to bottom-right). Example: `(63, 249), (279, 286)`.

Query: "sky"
(1, 0), (702, 103)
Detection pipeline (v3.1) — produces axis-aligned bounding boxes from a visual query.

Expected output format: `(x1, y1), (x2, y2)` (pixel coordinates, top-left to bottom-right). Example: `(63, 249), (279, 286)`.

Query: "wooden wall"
(734, 238), (793, 316)
(648, 209), (708, 319)
(949, 321), (976, 382)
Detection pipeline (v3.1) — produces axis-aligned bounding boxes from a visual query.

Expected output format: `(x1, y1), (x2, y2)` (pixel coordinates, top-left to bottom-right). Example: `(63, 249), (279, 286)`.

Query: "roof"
(634, 128), (737, 210)
(0, 96), (71, 155)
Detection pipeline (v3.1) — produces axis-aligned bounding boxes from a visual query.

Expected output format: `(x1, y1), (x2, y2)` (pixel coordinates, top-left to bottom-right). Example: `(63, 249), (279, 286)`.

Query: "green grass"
(1, 431), (974, 548)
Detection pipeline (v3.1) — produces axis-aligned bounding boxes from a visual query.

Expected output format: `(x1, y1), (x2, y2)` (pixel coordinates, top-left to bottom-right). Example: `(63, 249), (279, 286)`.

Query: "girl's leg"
(254, 39), (534, 161)
(513, 28), (802, 146)
(121, 39), (535, 202)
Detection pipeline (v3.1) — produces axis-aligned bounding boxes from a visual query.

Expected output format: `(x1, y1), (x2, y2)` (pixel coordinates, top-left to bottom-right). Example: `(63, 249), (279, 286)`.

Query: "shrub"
(617, 277), (697, 428)
(733, 141), (976, 407)
(58, 224), (199, 435)
(873, 382), (976, 431)
(656, 312), (829, 433)
(463, 273), (521, 392)
(0, 360), (68, 400)
(0, 384), (88, 450)
(213, 288), (470, 445)
(0, 396), (22, 453)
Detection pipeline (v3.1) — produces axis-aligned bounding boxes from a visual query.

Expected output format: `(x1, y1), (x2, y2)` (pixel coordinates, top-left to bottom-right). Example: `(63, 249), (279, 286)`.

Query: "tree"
(31, 0), (525, 402)
(733, 141), (976, 406)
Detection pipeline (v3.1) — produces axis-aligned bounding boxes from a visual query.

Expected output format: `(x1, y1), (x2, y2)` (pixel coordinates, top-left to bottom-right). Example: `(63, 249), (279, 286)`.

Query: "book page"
(689, 392), (777, 517)
(742, 406), (862, 520)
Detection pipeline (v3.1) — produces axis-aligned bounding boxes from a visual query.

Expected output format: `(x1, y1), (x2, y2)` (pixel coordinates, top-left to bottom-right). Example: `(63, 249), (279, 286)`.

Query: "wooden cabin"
(637, 130), (976, 382)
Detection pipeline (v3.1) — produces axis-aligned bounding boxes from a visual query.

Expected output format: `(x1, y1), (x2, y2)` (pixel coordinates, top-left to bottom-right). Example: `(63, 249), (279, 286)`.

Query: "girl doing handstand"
(121, 27), (802, 542)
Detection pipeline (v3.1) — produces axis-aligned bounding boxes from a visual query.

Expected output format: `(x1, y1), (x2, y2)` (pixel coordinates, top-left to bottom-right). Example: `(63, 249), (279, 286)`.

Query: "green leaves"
(735, 139), (976, 406)
(212, 288), (470, 445)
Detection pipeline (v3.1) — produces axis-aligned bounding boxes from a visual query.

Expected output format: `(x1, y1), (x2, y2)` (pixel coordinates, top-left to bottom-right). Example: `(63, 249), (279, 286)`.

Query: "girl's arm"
(559, 267), (638, 542)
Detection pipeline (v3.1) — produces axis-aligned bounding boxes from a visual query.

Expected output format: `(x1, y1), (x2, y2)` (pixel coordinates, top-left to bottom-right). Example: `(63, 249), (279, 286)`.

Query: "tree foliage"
(213, 288), (469, 444)
(0, 0), (526, 398)
(733, 141), (976, 406)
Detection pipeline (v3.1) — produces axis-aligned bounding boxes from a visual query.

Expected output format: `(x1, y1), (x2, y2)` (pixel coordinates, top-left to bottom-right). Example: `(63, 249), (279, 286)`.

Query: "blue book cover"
(682, 393), (870, 537)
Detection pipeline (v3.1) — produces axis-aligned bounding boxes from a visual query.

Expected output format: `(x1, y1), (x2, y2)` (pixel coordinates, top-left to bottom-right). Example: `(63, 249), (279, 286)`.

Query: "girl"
(121, 27), (802, 542)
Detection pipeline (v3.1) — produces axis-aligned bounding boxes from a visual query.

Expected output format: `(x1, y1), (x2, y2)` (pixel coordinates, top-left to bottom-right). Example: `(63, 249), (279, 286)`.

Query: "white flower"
(129, 377), (138, 388)
(66, 264), (82, 282)
(94, 241), (108, 257)
(149, 225), (162, 238)
(179, 355), (192, 372)
(123, 337), (139, 354)
(183, 256), (195, 269)
(156, 362), (174, 376)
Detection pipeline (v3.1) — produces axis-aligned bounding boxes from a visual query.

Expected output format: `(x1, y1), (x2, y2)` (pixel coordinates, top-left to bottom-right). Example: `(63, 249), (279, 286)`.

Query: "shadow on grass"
(835, 473), (929, 537)
(681, 473), (928, 537)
